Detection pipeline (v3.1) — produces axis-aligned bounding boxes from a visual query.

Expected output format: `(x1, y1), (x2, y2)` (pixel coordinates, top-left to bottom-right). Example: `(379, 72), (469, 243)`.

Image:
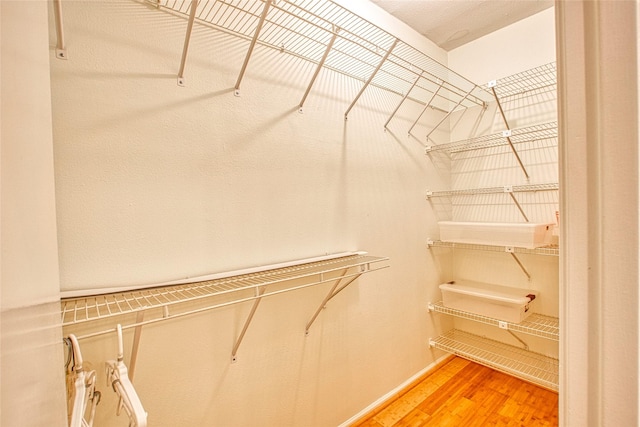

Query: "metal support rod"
(323, 274), (361, 305)
(305, 269), (348, 333)
(128, 311), (145, 381)
(508, 192), (530, 222)
(177, 0), (199, 86)
(344, 38), (398, 120)
(509, 252), (531, 280)
(425, 85), (475, 141)
(231, 286), (266, 361)
(491, 86), (530, 179)
(384, 71), (423, 129)
(53, 0), (67, 59)
(305, 273), (361, 334)
(299, 27), (338, 111)
(506, 330), (529, 350)
(408, 82), (444, 136)
(234, 0), (273, 95)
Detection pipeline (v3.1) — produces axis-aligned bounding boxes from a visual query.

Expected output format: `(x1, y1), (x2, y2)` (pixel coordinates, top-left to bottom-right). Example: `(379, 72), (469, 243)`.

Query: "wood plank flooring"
(351, 357), (558, 427)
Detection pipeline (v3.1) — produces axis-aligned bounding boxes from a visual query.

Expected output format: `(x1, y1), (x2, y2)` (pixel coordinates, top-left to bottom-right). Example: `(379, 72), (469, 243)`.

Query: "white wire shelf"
(155, 0), (493, 111)
(426, 183), (559, 198)
(426, 121), (557, 153)
(489, 62), (557, 101)
(428, 240), (559, 256)
(429, 329), (559, 391)
(428, 301), (559, 341)
(61, 252), (389, 339)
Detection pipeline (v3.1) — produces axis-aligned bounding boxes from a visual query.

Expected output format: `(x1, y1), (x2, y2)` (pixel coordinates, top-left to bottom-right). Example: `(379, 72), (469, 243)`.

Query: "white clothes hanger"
(65, 334), (100, 427)
(105, 324), (148, 427)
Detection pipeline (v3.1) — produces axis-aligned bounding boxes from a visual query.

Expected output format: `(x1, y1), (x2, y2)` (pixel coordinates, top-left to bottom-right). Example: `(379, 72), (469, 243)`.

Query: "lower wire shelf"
(429, 329), (559, 392)
(428, 301), (559, 341)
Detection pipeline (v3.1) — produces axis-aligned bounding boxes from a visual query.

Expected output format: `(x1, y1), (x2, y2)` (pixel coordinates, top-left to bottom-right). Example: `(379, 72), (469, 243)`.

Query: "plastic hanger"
(105, 324), (148, 427)
(65, 335), (100, 427)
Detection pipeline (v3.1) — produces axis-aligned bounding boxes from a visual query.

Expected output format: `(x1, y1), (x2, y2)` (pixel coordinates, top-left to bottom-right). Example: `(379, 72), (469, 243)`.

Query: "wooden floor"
(352, 357), (558, 427)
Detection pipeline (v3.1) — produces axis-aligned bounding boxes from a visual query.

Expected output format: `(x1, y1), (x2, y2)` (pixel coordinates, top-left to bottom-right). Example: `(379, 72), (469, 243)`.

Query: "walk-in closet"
(1, 1), (638, 426)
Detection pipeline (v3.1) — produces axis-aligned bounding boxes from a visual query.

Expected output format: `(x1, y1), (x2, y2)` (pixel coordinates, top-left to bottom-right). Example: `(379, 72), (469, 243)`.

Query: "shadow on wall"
(88, 88), (236, 130)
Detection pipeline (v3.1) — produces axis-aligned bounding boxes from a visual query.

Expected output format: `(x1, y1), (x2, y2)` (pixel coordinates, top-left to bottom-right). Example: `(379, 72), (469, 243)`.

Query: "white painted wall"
(1, 1), (67, 425)
(50, 1), (451, 425)
(449, 7), (556, 86)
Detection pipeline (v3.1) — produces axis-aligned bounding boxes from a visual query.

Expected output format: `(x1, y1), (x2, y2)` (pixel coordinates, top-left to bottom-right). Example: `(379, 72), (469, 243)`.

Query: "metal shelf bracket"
(425, 85), (475, 142)
(305, 269), (363, 335)
(506, 329), (529, 351)
(505, 247), (532, 280)
(344, 38), (398, 120)
(503, 185), (530, 222)
(299, 26), (339, 112)
(408, 81), (444, 138)
(489, 83), (530, 179)
(384, 72), (423, 130)
(231, 286), (266, 363)
(177, 0), (199, 87)
(234, 0), (274, 96)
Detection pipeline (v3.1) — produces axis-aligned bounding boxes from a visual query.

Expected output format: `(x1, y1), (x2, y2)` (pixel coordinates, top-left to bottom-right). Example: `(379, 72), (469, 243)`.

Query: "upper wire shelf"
(426, 121), (557, 153)
(489, 62), (557, 101)
(61, 252), (389, 339)
(155, 0), (493, 111)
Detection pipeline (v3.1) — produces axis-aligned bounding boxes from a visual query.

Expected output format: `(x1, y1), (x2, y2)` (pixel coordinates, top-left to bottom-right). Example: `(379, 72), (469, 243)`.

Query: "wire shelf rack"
(426, 183), (559, 198)
(428, 301), (559, 341)
(489, 62), (557, 101)
(61, 253), (388, 339)
(428, 240), (559, 256)
(156, 0), (493, 110)
(426, 121), (557, 153)
(430, 329), (559, 391)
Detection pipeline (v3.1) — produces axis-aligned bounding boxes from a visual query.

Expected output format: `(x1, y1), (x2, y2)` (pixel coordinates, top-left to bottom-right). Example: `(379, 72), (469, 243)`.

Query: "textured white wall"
(50, 1), (451, 425)
(1, 1), (67, 426)
(449, 8), (556, 86)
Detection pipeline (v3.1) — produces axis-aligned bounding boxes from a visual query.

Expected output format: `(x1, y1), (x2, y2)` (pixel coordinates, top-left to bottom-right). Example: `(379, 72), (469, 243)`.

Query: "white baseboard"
(338, 354), (453, 427)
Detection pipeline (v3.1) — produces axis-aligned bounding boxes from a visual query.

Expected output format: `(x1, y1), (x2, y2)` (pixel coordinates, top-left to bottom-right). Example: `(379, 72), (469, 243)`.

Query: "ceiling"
(369, 0), (554, 51)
